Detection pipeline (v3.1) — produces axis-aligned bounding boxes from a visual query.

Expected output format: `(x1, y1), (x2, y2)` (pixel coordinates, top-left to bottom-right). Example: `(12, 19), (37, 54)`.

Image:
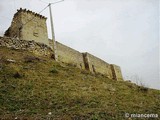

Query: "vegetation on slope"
(0, 47), (159, 120)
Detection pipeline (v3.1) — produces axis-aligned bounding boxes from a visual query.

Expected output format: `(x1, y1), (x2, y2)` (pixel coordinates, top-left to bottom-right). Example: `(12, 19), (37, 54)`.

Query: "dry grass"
(0, 47), (160, 120)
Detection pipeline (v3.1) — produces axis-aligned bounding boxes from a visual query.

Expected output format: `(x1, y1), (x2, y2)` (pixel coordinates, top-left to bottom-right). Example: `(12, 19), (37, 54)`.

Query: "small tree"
(131, 74), (149, 92)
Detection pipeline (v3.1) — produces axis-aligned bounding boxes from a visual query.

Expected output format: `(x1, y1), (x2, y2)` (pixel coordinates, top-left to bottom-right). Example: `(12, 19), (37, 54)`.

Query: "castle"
(1, 8), (123, 81)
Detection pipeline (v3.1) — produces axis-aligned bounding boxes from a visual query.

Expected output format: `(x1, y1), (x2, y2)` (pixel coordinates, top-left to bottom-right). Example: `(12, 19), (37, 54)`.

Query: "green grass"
(0, 47), (160, 120)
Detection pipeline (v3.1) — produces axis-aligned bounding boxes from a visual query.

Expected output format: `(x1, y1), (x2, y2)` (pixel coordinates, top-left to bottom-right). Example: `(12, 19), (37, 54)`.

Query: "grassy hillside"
(0, 47), (159, 120)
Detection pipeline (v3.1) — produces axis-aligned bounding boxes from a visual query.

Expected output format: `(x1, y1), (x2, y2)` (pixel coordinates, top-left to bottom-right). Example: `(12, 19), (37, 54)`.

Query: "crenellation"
(15, 8), (47, 20)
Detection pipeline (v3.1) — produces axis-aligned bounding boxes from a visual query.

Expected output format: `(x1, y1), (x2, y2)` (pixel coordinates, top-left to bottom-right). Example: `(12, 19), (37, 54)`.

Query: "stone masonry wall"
(110, 64), (123, 81)
(83, 52), (113, 79)
(2, 8), (123, 81)
(4, 11), (21, 39)
(0, 36), (53, 57)
(0, 36), (123, 80)
(56, 41), (85, 69)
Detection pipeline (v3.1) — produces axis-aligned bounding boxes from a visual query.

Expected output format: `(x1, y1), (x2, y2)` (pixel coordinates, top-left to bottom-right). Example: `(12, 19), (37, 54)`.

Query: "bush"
(24, 56), (40, 63)
(50, 67), (59, 74)
(137, 80), (149, 92)
(81, 70), (90, 75)
(0, 56), (9, 64)
(13, 72), (22, 78)
(138, 86), (149, 92)
(67, 63), (77, 67)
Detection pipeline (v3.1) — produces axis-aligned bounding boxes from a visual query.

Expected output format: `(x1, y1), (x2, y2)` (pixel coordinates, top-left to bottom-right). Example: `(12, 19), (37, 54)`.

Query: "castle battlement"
(13, 8), (47, 20)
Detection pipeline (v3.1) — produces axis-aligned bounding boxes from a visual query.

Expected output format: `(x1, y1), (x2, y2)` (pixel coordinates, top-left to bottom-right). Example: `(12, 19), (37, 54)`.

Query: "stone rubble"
(0, 36), (53, 57)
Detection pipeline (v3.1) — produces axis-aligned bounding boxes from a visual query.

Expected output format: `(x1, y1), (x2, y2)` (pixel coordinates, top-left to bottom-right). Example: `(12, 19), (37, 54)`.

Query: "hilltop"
(0, 47), (159, 120)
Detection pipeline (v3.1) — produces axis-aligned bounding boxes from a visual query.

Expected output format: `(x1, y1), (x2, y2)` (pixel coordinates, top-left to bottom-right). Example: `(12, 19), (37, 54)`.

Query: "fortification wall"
(56, 41), (85, 69)
(2, 8), (124, 81)
(0, 36), (123, 80)
(83, 52), (113, 79)
(0, 36), (53, 57)
(5, 8), (49, 46)
(110, 64), (123, 81)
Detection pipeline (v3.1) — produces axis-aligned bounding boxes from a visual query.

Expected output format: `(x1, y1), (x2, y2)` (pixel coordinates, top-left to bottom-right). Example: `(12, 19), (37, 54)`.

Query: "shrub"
(13, 72), (22, 78)
(67, 63), (77, 67)
(81, 70), (90, 75)
(137, 80), (149, 92)
(24, 56), (40, 63)
(0, 56), (9, 64)
(138, 86), (149, 92)
(50, 67), (59, 74)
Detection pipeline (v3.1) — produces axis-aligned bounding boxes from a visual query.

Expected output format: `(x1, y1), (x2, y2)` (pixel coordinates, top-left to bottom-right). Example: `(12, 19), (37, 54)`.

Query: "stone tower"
(4, 8), (49, 46)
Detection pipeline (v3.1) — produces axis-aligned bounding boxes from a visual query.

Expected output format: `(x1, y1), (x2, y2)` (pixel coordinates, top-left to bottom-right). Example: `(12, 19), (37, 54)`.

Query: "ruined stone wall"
(110, 64), (123, 81)
(0, 36), (53, 57)
(2, 8), (123, 80)
(56, 41), (85, 69)
(4, 12), (21, 39)
(0, 36), (123, 80)
(4, 8), (49, 46)
(83, 52), (113, 79)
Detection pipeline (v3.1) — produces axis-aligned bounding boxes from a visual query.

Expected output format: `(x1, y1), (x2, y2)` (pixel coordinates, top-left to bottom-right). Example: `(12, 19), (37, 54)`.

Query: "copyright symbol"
(125, 113), (129, 118)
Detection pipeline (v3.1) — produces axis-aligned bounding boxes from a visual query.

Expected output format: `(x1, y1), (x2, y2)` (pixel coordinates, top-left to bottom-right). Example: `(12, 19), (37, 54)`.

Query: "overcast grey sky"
(0, 0), (159, 89)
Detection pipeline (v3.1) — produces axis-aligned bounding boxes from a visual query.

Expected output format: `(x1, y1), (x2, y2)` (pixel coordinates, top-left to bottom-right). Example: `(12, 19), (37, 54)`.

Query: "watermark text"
(125, 113), (158, 118)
